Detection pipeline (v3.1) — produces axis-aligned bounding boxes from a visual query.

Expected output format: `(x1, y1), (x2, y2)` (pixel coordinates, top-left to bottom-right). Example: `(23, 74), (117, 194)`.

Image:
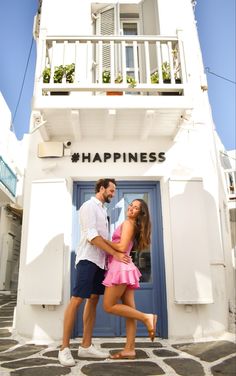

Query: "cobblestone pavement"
(0, 292), (235, 376)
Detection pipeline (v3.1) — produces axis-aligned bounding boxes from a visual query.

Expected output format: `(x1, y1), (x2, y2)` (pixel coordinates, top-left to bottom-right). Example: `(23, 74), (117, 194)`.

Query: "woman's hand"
(113, 252), (131, 264)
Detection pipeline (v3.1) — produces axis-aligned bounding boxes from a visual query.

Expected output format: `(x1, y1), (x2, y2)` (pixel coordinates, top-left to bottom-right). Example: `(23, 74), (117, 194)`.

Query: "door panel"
(72, 181), (168, 338)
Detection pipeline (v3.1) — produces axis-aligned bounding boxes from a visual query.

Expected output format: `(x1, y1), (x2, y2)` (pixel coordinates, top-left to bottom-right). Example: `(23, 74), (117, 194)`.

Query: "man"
(58, 178), (130, 366)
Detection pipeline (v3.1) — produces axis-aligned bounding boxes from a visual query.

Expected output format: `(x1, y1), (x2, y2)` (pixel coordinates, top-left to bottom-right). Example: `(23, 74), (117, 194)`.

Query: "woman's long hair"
(133, 199), (151, 251)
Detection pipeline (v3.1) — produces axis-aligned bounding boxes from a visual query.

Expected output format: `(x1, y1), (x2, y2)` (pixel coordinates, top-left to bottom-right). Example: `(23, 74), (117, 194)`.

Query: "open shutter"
(169, 179), (213, 304)
(95, 5), (118, 73)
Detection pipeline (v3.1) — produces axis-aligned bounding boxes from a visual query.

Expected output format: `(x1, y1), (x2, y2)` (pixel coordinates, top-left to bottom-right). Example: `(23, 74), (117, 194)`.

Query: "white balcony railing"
(225, 169), (236, 201)
(0, 156), (17, 197)
(36, 33), (187, 96)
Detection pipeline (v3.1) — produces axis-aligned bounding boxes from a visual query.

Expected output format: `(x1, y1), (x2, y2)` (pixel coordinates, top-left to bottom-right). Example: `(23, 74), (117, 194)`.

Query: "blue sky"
(0, 0), (235, 150)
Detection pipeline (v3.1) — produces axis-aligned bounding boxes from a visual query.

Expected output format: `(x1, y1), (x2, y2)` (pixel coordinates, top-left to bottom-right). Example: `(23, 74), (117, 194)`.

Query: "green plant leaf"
(42, 63), (75, 84)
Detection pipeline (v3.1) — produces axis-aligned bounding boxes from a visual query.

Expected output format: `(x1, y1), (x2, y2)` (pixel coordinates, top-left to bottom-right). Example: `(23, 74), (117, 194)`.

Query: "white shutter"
(96, 6), (116, 72)
(24, 179), (67, 305)
(100, 7), (115, 35)
(169, 179), (213, 304)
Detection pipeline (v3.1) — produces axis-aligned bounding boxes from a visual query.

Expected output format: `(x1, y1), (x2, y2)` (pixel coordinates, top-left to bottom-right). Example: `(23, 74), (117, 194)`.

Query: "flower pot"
(161, 79), (182, 95)
(50, 91), (70, 96)
(106, 91), (123, 96)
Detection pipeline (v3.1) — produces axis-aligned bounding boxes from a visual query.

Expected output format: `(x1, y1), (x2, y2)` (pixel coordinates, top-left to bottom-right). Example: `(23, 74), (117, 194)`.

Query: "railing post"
(110, 41), (115, 83)
(144, 41), (151, 84)
(34, 28), (47, 94)
(121, 41), (126, 80)
(75, 41), (80, 83)
(156, 41), (163, 84)
(133, 41), (139, 83)
(86, 40), (92, 82)
(176, 29), (187, 85)
(167, 41), (175, 83)
(50, 41), (56, 83)
(62, 41), (68, 83)
(98, 40), (103, 84)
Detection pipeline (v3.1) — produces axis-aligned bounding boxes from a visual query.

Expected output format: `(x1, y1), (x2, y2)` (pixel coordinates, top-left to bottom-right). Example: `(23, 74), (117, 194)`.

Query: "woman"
(102, 199), (158, 359)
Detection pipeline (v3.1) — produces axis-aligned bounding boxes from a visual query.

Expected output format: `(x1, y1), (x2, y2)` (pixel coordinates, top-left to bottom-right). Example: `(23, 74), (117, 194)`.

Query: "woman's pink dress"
(103, 225), (142, 289)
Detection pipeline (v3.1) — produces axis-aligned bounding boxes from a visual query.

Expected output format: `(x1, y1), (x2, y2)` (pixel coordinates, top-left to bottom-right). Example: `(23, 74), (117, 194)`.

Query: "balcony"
(0, 156), (17, 201)
(225, 169), (236, 208)
(33, 34), (193, 141)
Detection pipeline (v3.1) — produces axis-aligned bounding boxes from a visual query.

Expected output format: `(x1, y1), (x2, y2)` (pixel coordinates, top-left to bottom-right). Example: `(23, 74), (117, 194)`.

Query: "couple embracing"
(58, 178), (158, 367)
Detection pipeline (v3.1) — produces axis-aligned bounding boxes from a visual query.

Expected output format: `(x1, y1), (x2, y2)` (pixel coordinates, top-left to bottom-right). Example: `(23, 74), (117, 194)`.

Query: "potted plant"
(150, 62), (182, 84)
(162, 62), (171, 83)
(102, 70), (122, 95)
(42, 63), (75, 95)
(150, 70), (159, 84)
(102, 70), (136, 95)
(150, 62), (182, 95)
(126, 75), (136, 88)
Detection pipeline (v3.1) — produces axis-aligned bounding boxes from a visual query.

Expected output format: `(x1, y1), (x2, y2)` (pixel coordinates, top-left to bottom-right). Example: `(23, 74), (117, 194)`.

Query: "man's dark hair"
(95, 178), (117, 193)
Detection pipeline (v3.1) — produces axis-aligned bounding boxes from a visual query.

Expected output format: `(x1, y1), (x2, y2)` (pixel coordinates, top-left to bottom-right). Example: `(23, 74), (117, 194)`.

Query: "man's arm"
(91, 236), (130, 264)
(103, 220), (134, 253)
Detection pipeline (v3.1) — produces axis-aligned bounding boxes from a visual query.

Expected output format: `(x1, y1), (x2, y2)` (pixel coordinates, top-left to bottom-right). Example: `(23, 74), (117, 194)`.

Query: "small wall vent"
(38, 142), (63, 158)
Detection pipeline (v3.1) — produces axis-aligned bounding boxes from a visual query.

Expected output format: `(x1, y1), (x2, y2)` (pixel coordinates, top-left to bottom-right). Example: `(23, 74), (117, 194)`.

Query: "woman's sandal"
(109, 352), (136, 360)
(148, 314), (158, 342)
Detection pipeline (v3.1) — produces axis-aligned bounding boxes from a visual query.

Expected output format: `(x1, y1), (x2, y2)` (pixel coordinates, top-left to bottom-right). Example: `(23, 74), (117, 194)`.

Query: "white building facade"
(15, 0), (235, 343)
(0, 93), (27, 292)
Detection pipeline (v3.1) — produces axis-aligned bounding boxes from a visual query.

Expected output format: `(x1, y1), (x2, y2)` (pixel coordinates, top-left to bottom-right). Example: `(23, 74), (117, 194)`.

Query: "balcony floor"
(33, 95), (192, 141)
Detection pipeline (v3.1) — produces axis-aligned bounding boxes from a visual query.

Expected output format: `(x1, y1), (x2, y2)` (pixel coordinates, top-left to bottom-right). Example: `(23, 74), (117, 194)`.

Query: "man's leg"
(59, 296), (83, 366)
(61, 296), (83, 349)
(81, 294), (99, 347)
(78, 294), (109, 358)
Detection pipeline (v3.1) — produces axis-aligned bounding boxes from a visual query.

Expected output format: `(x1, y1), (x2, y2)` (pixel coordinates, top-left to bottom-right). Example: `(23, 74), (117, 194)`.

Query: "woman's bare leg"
(103, 285), (156, 334)
(121, 289), (136, 356)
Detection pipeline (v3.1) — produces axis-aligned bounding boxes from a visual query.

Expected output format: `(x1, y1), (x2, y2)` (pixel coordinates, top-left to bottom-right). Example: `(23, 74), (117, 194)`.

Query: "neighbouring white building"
(14, 0), (235, 343)
(0, 93), (27, 292)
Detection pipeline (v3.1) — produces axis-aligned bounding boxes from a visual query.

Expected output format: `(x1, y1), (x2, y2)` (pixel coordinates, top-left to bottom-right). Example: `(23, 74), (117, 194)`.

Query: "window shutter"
(169, 179), (213, 304)
(96, 6), (115, 72)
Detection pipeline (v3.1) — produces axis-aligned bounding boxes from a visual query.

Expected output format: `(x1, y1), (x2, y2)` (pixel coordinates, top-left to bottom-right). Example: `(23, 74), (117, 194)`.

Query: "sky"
(0, 0), (235, 151)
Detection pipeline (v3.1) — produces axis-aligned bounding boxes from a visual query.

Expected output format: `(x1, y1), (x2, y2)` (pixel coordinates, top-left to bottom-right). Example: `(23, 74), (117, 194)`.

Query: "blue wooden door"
(72, 181), (168, 338)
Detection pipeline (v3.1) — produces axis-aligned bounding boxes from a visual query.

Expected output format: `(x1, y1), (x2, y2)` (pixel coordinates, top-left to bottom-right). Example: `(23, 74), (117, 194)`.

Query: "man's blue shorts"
(72, 260), (105, 298)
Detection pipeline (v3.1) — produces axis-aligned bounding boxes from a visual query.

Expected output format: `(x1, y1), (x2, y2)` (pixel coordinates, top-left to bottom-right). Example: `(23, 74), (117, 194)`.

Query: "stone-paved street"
(0, 292), (235, 376)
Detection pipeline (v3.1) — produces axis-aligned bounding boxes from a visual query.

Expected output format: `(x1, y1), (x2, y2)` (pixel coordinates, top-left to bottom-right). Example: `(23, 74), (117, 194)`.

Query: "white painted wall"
(15, 110), (230, 341)
(14, 0), (233, 342)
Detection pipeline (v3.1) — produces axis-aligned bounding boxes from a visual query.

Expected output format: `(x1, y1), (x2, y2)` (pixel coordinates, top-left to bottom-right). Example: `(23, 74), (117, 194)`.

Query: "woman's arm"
(105, 220), (134, 253)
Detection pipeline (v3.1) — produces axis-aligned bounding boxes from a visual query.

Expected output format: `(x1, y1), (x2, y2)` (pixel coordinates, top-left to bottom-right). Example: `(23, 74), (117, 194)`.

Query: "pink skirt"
(103, 259), (141, 289)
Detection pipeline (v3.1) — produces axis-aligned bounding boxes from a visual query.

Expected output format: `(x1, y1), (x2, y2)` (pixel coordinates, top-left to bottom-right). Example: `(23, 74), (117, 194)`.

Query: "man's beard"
(103, 194), (111, 203)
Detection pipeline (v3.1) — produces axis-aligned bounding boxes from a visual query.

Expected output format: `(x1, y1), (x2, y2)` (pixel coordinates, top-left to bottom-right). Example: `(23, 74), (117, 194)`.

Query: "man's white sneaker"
(78, 344), (109, 358)
(58, 347), (76, 366)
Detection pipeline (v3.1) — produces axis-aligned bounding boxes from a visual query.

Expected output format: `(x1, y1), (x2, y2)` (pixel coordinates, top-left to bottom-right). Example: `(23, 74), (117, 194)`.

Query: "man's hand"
(91, 236), (130, 263)
(113, 252), (131, 264)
